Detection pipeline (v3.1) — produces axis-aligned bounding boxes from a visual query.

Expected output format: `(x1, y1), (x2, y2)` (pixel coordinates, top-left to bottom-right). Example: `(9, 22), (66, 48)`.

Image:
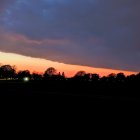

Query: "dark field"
(0, 80), (139, 103)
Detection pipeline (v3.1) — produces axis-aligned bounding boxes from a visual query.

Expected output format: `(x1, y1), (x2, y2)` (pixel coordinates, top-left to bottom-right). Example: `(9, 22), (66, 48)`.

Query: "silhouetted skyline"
(0, 52), (136, 77)
(0, 63), (138, 79)
(0, 63), (140, 101)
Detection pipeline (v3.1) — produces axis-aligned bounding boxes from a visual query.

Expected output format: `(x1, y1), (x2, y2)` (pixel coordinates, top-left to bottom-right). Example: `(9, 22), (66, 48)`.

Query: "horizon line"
(0, 51), (138, 77)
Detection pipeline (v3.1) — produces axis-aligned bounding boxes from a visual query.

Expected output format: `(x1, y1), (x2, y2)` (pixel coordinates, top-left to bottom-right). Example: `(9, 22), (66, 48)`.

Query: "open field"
(0, 80), (139, 103)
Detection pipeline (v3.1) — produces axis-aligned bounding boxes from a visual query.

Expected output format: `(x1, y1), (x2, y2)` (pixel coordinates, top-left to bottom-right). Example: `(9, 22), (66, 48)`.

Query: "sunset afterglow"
(0, 52), (136, 77)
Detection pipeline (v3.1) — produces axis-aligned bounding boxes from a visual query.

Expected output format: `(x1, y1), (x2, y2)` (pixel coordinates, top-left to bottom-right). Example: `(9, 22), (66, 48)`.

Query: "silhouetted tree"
(32, 73), (42, 81)
(17, 70), (31, 80)
(84, 73), (91, 81)
(136, 73), (140, 81)
(44, 67), (57, 77)
(75, 71), (86, 77)
(62, 72), (65, 78)
(107, 73), (116, 83)
(91, 74), (100, 82)
(116, 73), (125, 82)
(51, 72), (66, 81)
(43, 67), (58, 81)
(126, 74), (136, 83)
(54, 72), (66, 81)
(74, 71), (86, 81)
(100, 76), (108, 83)
(0, 65), (16, 79)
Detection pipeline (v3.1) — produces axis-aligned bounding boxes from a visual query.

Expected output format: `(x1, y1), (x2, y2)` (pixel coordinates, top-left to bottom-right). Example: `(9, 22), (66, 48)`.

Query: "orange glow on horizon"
(0, 51), (137, 77)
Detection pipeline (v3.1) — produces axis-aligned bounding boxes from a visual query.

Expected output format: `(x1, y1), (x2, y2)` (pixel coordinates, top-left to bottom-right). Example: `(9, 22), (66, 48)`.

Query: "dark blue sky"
(0, 0), (140, 71)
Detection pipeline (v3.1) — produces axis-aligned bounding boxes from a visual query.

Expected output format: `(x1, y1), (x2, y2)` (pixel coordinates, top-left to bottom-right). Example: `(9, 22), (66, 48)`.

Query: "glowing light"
(23, 77), (30, 82)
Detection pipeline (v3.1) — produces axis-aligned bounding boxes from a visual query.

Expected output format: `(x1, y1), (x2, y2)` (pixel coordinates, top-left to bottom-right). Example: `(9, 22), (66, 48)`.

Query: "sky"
(0, 0), (139, 76)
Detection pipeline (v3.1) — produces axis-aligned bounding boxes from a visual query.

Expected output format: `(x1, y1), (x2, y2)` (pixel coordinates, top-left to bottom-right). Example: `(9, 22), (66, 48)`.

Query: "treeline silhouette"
(0, 64), (139, 83)
(0, 64), (140, 99)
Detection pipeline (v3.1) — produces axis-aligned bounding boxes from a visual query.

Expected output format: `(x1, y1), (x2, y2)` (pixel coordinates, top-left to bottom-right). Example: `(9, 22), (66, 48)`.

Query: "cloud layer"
(0, 0), (140, 71)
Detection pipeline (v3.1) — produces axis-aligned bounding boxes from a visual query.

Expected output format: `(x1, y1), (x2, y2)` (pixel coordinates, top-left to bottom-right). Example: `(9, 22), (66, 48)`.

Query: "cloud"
(0, 0), (140, 71)
(0, 29), (81, 62)
(0, 0), (11, 12)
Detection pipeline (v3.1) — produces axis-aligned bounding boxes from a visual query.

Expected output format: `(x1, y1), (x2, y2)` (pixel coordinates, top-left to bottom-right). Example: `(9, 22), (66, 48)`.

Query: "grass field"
(0, 80), (139, 103)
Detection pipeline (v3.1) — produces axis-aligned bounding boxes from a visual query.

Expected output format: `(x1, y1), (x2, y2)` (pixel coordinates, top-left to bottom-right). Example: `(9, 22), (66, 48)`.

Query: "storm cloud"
(0, 0), (140, 71)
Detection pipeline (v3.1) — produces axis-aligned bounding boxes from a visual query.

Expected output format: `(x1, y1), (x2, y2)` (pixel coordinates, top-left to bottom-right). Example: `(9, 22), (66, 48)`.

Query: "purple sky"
(0, 0), (140, 71)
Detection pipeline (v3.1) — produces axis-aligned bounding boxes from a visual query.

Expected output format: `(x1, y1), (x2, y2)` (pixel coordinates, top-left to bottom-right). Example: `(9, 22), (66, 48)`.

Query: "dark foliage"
(0, 65), (16, 79)
(0, 64), (140, 101)
(17, 70), (31, 80)
(0, 65), (139, 84)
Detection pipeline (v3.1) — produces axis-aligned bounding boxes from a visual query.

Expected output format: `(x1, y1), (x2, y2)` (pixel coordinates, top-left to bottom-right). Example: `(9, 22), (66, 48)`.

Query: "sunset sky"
(0, 0), (139, 77)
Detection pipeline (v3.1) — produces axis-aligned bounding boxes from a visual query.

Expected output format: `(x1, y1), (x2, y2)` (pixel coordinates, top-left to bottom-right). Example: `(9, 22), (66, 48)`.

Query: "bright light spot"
(23, 77), (30, 82)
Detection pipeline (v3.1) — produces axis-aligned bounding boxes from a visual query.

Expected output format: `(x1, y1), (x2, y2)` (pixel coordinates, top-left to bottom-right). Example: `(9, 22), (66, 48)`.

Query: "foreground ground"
(0, 80), (139, 103)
